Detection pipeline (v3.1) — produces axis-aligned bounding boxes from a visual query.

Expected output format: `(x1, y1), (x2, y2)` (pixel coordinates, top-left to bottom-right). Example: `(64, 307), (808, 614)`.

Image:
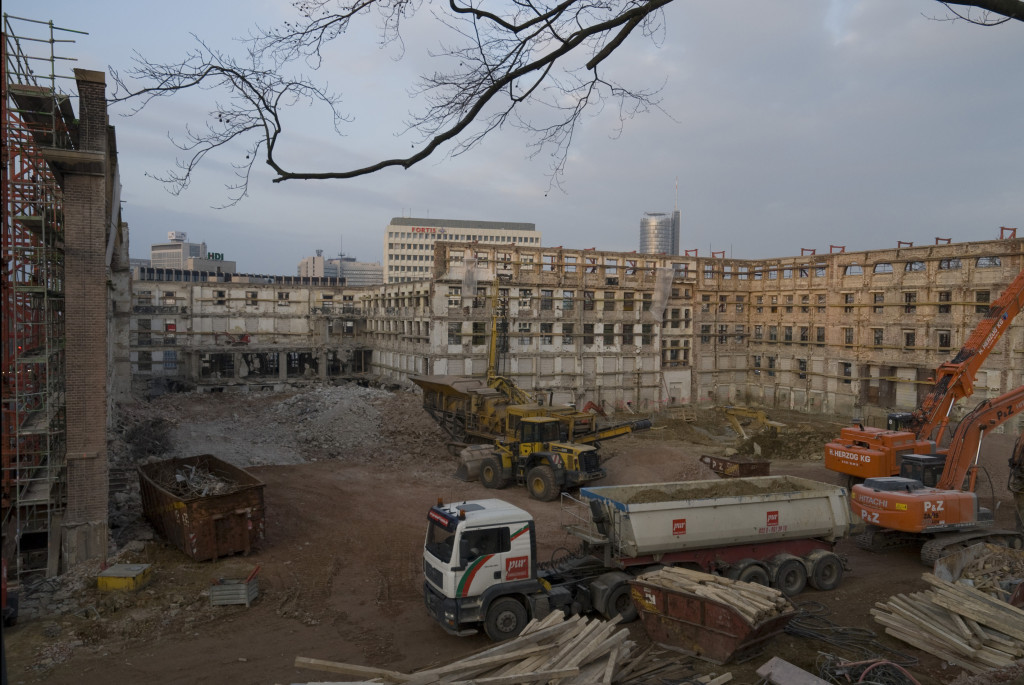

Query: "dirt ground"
(3, 387), (1022, 685)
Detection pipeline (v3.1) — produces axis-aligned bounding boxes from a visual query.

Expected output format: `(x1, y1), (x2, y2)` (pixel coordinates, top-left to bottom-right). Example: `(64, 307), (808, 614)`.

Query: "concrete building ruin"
(128, 234), (1022, 435)
(690, 234), (1023, 424)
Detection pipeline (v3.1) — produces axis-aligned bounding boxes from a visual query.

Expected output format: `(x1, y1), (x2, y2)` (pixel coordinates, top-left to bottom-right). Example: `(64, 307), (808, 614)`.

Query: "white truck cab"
(423, 498), (542, 639)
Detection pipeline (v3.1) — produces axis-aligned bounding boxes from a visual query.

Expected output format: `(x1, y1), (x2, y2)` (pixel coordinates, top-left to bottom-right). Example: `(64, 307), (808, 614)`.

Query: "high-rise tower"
(639, 210), (680, 255)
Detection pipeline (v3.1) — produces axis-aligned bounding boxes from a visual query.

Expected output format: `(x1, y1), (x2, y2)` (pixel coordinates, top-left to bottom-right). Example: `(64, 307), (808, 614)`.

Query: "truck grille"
(581, 452), (601, 473)
(424, 560), (443, 587)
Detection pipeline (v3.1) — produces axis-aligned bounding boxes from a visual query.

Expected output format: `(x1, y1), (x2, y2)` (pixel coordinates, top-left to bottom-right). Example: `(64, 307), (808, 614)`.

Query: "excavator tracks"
(855, 526), (916, 553)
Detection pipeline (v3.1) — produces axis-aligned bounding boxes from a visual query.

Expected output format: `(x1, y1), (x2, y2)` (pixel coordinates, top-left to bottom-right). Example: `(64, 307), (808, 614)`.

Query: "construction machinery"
(410, 275), (651, 499)
(412, 374), (651, 500)
(850, 385), (1024, 564)
(465, 412), (652, 500)
(825, 268), (1024, 484)
(423, 477), (856, 640)
(721, 406), (786, 440)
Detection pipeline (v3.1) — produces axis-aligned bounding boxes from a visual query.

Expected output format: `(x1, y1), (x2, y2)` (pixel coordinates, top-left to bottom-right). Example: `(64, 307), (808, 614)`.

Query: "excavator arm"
(935, 385), (1024, 491)
(915, 268), (1024, 444)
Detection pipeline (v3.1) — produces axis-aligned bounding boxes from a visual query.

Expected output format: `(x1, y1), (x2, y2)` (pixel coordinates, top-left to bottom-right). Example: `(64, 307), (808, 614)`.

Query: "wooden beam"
(294, 656), (410, 682)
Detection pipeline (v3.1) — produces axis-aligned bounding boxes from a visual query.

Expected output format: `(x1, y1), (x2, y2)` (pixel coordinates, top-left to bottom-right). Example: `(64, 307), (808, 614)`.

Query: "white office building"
(383, 217), (541, 283)
(150, 231), (207, 269)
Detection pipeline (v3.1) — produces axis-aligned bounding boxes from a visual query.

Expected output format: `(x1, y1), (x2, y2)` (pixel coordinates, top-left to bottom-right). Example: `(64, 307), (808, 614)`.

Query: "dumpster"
(138, 455), (266, 561)
(699, 454), (771, 478)
(630, 575), (797, 664)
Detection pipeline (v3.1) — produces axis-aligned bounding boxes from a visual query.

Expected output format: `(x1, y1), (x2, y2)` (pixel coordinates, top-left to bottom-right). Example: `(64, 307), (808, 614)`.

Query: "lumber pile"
(295, 610), (732, 684)
(638, 566), (793, 625)
(871, 572), (1024, 675)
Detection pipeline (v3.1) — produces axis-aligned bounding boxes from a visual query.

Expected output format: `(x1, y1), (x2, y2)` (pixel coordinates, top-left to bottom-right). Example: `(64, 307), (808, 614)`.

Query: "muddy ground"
(3, 387), (1022, 685)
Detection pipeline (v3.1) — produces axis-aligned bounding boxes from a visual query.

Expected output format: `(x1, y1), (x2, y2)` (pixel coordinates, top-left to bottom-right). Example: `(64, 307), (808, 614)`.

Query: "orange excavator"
(825, 268), (1024, 485)
(850, 385), (1024, 563)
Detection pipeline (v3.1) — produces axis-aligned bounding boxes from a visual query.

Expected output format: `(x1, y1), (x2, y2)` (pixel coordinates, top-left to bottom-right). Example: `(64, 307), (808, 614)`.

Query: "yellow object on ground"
(97, 563), (152, 591)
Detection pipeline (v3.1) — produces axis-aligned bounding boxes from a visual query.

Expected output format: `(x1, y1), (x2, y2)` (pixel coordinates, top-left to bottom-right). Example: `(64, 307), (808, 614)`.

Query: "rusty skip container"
(138, 455), (266, 561)
(699, 454), (771, 479)
(630, 576), (797, 664)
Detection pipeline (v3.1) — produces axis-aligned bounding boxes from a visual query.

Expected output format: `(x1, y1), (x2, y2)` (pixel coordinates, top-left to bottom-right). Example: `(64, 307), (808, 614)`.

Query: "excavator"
(850, 384), (1024, 564)
(825, 268), (1024, 485)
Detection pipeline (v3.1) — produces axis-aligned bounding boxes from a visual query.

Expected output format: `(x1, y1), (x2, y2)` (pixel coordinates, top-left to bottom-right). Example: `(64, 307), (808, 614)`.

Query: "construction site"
(3, 14), (1024, 685)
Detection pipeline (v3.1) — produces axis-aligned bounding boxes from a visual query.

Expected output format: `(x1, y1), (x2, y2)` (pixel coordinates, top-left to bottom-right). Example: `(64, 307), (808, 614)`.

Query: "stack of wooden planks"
(294, 610), (733, 684)
(871, 573), (1024, 675)
(638, 566), (792, 625)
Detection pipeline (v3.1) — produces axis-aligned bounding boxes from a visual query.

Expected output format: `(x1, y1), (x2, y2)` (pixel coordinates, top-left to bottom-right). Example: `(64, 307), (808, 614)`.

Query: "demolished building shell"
(128, 234), (1023, 431)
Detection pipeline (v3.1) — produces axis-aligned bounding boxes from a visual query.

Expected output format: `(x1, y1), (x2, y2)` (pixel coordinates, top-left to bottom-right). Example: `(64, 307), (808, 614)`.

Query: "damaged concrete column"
(62, 68), (112, 567)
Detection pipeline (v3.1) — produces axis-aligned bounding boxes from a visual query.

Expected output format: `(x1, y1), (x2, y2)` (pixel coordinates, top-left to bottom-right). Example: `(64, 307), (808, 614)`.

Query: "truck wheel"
(604, 584), (638, 623)
(484, 597), (528, 641)
(770, 555), (807, 597)
(479, 458), (507, 489)
(526, 465), (558, 502)
(734, 561), (770, 586)
(809, 552), (844, 591)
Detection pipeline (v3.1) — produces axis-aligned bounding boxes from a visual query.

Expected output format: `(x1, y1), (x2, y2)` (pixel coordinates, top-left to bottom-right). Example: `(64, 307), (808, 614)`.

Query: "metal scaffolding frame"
(2, 14), (83, 582)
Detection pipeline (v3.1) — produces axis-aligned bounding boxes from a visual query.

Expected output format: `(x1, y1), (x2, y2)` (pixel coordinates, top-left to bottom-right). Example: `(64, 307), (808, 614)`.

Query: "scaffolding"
(2, 15), (83, 582)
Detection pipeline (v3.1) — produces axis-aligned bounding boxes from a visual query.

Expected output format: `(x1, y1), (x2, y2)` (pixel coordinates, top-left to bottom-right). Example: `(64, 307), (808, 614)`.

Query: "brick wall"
(62, 69), (111, 561)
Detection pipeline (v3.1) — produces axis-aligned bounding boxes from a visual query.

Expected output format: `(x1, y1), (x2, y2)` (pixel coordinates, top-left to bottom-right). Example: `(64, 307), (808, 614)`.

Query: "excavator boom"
(916, 268), (1024, 444)
(935, 385), (1024, 490)
(826, 267), (1024, 481)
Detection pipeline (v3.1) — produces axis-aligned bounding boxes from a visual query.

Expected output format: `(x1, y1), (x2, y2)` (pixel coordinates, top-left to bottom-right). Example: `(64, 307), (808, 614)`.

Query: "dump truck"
(423, 475), (857, 640)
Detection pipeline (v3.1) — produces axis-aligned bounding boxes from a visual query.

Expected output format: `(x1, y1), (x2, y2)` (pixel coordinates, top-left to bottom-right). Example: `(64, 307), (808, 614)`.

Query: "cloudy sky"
(6, 1), (1022, 273)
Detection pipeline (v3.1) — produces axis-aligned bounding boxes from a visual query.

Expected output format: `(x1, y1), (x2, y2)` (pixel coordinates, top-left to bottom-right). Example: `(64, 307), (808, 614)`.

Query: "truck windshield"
(425, 521), (455, 564)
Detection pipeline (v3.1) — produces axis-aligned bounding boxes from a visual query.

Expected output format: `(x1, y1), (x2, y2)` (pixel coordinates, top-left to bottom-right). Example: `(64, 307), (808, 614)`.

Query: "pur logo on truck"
(758, 510), (787, 535)
(672, 519), (686, 535)
(505, 556), (529, 581)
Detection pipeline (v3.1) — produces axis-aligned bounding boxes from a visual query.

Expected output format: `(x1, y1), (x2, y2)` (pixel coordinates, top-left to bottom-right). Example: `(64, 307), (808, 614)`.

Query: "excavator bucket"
(454, 444), (494, 482)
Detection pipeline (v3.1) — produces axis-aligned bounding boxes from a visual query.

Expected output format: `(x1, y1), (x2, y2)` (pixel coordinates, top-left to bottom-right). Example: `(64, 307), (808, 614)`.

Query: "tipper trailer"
(423, 476), (858, 640)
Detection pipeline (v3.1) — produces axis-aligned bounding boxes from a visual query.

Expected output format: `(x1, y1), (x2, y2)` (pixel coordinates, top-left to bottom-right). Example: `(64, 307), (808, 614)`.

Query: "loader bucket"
(454, 444), (493, 482)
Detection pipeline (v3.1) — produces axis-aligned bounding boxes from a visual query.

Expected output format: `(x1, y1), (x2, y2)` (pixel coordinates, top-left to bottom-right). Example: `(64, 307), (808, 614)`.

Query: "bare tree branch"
(110, 0), (1024, 202)
(942, 0), (1022, 22)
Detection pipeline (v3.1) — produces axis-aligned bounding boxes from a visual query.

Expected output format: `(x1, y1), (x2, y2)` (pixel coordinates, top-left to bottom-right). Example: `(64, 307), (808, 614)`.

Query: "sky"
(6, 1), (1023, 274)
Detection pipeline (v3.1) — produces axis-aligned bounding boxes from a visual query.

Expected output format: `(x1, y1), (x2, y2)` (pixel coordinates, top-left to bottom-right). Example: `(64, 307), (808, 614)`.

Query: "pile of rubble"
(144, 459), (243, 499)
(271, 384), (448, 466)
(104, 383), (450, 554)
(113, 382), (449, 469)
